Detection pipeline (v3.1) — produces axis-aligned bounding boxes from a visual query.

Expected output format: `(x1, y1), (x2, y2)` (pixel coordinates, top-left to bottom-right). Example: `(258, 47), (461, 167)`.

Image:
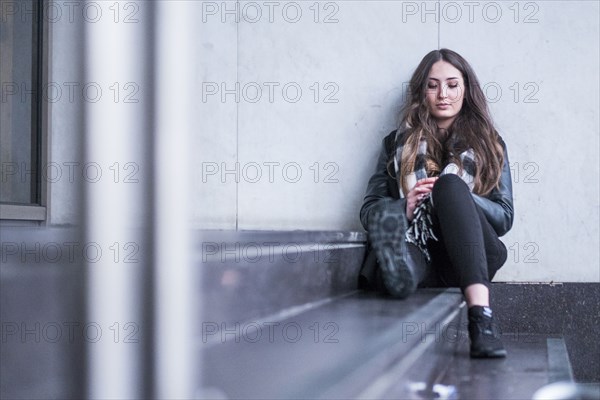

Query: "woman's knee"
(487, 240), (508, 279)
(432, 174), (470, 204)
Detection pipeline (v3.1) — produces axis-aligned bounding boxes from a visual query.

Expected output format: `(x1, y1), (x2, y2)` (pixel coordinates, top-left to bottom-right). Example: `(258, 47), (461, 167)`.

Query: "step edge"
(196, 290), (361, 349)
(547, 337), (575, 383)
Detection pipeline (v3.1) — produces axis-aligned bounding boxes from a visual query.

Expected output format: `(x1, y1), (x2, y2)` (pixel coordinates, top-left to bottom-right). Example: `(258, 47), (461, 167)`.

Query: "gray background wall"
(48, 1), (599, 282)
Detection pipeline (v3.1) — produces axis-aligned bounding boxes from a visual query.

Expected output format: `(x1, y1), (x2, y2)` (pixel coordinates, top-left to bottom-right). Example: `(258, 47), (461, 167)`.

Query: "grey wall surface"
(46, 1), (599, 282)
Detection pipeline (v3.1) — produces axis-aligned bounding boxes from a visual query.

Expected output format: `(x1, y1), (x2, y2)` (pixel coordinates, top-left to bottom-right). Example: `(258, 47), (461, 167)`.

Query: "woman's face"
(425, 60), (465, 129)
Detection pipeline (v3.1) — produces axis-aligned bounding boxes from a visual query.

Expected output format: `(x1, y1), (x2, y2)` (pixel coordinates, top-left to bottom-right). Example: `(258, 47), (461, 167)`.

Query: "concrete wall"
(46, 1), (599, 282)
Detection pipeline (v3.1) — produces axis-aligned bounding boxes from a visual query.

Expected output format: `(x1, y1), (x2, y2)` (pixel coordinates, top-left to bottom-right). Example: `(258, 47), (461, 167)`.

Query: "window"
(1, 0), (46, 220)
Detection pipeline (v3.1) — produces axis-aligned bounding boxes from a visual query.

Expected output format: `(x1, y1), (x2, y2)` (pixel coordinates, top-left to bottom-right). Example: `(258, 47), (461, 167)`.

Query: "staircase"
(194, 231), (589, 400)
(1, 228), (597, 399)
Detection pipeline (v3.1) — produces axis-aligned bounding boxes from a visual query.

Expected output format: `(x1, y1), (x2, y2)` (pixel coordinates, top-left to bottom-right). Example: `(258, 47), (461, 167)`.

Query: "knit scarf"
(393, 130), (477, 262)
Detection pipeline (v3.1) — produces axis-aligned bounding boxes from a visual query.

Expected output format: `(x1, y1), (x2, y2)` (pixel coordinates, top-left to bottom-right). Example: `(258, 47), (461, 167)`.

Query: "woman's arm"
(359, 133), (406, 230)
(471, 139), (514, 236)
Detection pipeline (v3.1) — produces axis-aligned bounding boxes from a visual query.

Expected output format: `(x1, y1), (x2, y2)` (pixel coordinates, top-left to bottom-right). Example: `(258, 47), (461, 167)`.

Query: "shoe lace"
(480, 319), (499, 338)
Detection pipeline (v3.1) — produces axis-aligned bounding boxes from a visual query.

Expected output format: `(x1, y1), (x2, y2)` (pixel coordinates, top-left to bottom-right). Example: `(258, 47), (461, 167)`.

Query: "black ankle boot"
(468, 306), (507, 358)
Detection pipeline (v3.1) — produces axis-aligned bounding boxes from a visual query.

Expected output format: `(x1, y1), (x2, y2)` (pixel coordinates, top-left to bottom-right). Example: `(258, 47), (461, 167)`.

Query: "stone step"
(1, 228), (368, 399)
(197, 288), (465, 399)
(196, 230), (367, 325)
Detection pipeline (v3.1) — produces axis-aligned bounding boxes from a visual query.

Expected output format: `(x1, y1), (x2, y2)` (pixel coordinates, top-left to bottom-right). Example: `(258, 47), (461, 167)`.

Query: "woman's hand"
(406, 177), (438, 221)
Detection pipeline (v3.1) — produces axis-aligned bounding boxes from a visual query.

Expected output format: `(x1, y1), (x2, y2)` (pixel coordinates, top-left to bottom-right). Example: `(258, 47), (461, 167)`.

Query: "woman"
(359, 49), (514, 358)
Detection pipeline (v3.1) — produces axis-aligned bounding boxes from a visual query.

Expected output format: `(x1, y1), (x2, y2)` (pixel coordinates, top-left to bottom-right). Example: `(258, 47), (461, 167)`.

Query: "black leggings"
(423, 174), (507, 290)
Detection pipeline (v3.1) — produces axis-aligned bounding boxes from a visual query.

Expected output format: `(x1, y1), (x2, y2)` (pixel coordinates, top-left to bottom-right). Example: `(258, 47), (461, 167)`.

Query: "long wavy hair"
(394, 49), (504, 196)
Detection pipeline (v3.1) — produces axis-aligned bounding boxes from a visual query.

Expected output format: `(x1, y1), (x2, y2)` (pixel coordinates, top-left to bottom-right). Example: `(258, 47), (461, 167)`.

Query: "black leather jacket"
(360, 130), (514, 237)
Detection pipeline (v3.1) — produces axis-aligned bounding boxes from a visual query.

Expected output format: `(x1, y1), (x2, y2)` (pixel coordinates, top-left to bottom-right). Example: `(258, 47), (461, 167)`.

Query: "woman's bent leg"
(430, 174), (507, 290)
(430, 174), (507, 358)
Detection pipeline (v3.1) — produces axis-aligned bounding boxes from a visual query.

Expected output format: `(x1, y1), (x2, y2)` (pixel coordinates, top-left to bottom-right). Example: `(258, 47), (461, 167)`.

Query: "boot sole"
(368, 204), (416, 299)
(470, 348), (508, 358)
